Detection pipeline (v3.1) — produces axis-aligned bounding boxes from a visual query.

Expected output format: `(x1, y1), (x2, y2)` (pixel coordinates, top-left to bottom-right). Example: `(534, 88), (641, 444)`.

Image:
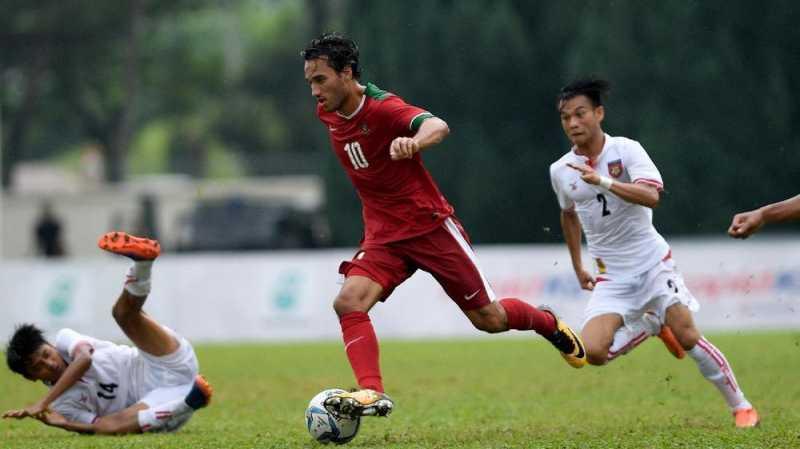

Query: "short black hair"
(301, 32), (361, 79)
(558, 77), (610, 108)
(6, 323), (48, 380)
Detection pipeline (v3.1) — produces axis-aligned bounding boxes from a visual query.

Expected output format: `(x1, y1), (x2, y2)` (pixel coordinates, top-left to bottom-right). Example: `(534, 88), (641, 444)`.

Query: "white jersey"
(550, 134), (670, 277)
(50, 329), (138, 424)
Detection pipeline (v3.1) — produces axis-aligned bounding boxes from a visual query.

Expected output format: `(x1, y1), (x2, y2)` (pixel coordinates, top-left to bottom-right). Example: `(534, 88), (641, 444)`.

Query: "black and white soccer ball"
(305, 389), (361, 444)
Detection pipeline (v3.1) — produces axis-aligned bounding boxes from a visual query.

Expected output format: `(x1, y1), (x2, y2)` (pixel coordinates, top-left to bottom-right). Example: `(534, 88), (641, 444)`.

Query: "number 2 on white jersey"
(345, 142), (369, 169)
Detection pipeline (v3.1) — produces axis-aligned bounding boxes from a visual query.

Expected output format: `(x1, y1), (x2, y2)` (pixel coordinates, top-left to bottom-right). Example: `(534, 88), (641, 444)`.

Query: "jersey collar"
(336, 92), (367, 120)
(571, 133), (610, 166)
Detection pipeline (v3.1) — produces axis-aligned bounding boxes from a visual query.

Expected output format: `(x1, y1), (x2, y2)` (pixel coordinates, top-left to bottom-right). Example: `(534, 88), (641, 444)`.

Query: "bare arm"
(566, 163), (660, 208)
(560, 209), (596, 291)
(390, 117), (450, 160)
(37, 403), (146, 435)
(729, 194), (800, 238)
(3, 343), (93, 419)
(37, 344), (93, 413)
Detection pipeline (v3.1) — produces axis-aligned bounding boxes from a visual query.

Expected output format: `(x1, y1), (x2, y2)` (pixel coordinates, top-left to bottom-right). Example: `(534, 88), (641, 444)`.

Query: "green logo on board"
(46, 277), (75, 317)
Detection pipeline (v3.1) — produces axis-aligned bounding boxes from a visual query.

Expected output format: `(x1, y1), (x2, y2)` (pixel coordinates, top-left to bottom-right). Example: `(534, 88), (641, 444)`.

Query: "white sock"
(137, 398), (191, 433)
(688, 336), (751, 411)
(607, 313), (661, 362)
(125, 261), (153, 297)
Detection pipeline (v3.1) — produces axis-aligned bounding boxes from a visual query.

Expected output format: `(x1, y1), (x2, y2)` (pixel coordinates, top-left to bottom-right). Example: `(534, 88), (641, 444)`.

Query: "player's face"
(26, 343), (66, 383)
(304, 58), (351, 113)
(559, 95), (604, 147)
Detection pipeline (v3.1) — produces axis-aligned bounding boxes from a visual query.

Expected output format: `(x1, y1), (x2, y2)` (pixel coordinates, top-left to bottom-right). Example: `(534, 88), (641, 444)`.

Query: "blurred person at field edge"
(3, 232), (212, 435)
(34, 202), (65, 257)
(728, 194), (800, 238)
(550, 77), (759, 428)
(301, 32), (588, 420)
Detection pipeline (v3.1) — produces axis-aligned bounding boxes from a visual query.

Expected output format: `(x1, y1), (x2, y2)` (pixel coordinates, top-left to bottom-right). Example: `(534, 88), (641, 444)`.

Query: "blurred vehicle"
(175, 197), (330, 252)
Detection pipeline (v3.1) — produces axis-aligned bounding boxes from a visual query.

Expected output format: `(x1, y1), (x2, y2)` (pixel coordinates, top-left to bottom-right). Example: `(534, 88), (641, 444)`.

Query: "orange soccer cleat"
(734, 407), (760, 428)
(657, 325), (686, 359)
(185, 374), (214, 410)
(98, 232), (160, 260)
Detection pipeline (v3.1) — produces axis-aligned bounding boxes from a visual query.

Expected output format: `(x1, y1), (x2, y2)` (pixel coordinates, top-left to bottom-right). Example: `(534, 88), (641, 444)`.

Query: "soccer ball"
(305, 389), (361, 444)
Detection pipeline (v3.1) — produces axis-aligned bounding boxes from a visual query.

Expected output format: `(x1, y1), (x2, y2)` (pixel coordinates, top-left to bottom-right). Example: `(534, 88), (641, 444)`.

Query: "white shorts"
(132, 326), (199, 402)
(583, 257), (699, 327)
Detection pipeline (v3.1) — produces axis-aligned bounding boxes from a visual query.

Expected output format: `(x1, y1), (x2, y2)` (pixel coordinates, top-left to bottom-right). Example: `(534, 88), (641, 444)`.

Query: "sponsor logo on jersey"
(607, 159), (623, 178)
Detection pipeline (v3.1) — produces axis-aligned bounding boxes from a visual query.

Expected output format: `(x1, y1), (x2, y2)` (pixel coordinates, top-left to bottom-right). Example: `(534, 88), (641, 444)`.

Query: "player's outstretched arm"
(728, 194), (800, 239)
(560, 209), (595, 291)
(566, 162), (659, 208)
(390, 117), (449, 160)
(3, 343), (94, 420)
(36, 405), (144, 435)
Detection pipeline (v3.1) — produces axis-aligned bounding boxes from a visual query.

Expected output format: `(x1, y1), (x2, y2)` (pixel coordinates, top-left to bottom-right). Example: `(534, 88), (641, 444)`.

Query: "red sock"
(339, 311), (384, 393)
(498, 298), (556, 336)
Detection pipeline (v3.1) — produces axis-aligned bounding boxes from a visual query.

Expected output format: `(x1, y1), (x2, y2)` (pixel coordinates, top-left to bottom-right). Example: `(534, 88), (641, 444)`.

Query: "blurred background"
(1, 1), (798, 341)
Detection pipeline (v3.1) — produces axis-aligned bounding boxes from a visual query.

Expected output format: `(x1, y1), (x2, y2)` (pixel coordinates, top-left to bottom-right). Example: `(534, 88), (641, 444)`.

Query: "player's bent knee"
(675, 326), (700, 350)
(585, 345), (609, 366)
(332, 289), (370, 316)
(466, 304), (505, 333)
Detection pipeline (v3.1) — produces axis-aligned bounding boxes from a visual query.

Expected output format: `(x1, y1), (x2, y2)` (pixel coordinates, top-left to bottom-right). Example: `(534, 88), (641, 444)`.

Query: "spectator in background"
(34, 202), (65, 257)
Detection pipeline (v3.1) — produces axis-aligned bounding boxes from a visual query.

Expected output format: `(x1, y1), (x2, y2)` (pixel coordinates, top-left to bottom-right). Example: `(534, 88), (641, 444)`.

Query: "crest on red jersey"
(607, 159), (623, 178)
(360, 123), (370, 135)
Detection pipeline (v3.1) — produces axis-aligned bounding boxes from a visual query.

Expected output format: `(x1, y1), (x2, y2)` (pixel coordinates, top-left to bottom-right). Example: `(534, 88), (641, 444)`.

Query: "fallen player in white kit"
(3, 232), (212, 434)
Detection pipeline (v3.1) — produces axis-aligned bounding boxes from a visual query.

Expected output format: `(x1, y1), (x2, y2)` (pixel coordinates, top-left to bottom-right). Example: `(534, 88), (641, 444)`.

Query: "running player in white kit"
(549, 78), (759, 428)
(3, 232), (212, 434)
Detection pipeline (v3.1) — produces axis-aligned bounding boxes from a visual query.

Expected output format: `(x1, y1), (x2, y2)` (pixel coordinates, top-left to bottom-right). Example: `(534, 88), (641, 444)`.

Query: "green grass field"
(2, 333), (798, 449)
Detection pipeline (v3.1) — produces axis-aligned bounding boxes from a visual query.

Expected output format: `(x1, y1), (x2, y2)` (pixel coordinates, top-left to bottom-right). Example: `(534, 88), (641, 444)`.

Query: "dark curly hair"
(6, 323), (48, 380)
(558, 77), (610, 108)
(301, 32), (361, 79)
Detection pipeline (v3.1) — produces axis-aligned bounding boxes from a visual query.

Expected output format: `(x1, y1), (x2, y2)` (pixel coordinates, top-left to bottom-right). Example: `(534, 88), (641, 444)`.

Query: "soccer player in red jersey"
(301, 33), (587, 419)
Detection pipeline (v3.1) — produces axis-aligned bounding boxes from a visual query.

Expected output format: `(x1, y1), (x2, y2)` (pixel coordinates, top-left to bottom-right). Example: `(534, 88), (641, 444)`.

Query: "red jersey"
(317, 83), (454, 244)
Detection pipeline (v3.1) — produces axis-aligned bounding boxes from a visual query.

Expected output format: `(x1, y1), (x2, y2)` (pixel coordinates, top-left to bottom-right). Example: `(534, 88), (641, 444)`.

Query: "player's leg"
(581, 313), (624, 365)
(406, 218), (586, 367)
(136, 376), (213, 433)
(91, 375), (212, 434)
(332, 275), (385, 394)
(98, 231), (178, 357)
(326, 249), (411, 419)
(664, 303), (759, 427)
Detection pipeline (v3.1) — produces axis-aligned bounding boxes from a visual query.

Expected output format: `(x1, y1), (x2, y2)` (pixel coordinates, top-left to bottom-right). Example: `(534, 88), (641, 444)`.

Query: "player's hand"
(566, 162), (601, 185)
(2, 408), (31, 419)
(728, 209), (764, 239)
(389, 137), (419, 160)
(25, 401), (49, 419)
(36, 410), (67, 428)
(575, 268), (596, 291)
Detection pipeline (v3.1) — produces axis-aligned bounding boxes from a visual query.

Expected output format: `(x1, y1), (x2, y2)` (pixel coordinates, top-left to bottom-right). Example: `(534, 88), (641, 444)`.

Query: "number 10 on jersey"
(345, 142), (369, 169)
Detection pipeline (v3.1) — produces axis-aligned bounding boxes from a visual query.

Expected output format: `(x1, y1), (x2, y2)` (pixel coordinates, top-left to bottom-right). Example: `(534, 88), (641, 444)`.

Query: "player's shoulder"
(607, 135), (647, 156)
(364, 82), (397, 102)
(550, 150), (577, 177)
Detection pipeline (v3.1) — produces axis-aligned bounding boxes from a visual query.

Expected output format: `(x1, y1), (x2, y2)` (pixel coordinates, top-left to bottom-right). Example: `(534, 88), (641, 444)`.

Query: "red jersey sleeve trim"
(634, 178), (664, 191)
(409, 112), (434, 131)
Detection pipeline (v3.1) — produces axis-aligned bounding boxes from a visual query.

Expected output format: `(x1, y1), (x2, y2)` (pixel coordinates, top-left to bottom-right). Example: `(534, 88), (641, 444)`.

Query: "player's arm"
(728, 194), (800, 239)
(37, 405), (143, 435)
(567, 163), (659, 208)
(560, 208), (596, 291)
(34, 343), (94, 418)
(390, 117), (449, 160)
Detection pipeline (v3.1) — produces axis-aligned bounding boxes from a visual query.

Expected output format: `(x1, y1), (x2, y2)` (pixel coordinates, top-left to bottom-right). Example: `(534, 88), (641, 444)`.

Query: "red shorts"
(338, 217), (496, 311)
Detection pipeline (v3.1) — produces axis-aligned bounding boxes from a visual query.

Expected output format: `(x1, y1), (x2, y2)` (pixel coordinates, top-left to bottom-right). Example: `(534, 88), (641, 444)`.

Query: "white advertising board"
(1, 240), (798, 344)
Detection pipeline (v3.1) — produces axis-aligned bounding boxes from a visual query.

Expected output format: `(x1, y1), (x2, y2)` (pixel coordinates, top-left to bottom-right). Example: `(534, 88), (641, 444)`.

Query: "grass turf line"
(1, 332), (798, 448)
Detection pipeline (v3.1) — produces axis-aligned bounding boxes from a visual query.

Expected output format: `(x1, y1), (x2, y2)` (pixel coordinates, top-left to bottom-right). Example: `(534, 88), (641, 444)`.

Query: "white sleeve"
(51, 389), (97, 424)
(54, 329), (94, 363)
(550, 165), (575, 210)
(625, 141), (664, 190)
